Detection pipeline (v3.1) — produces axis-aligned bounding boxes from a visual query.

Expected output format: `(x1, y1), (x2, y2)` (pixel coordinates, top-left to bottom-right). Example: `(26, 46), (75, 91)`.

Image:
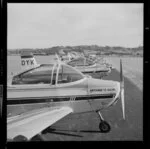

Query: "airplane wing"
(7, 107), (73, 141)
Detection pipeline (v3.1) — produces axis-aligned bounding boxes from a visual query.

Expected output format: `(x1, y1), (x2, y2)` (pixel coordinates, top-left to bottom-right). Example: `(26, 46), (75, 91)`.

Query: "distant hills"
(7, 45), (143, 57)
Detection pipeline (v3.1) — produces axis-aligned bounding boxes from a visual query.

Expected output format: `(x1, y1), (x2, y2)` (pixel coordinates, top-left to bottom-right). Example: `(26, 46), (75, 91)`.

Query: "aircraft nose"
(88, 78), (120, 97)
(89, 78), (118, 88)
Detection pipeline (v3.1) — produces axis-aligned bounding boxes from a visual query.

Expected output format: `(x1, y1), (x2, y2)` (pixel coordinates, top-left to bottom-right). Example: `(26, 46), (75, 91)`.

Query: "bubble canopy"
(11, 63), (85, 85)
(67, 57), (94, 67)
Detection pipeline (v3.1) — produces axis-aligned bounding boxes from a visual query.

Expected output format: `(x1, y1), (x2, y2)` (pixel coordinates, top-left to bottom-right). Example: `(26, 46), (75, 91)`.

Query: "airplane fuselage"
(67, 57), (111, 75)
(7, 54), (124, 141)
(75, 64), (111, 74)
(7, 77), (120, 119)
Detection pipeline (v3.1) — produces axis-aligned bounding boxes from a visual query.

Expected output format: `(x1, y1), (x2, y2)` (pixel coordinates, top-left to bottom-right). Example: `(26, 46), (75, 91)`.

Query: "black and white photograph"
(7, 3), (143, 141)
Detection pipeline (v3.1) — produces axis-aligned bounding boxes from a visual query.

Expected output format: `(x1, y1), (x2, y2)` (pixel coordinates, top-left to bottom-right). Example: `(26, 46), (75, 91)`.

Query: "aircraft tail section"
(21, 53), (39, 71)
(55, 53), (60, 61)
(67, 53), (72, 61)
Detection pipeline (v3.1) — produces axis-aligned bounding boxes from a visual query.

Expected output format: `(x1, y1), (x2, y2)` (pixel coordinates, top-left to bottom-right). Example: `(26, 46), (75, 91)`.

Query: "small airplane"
(59, 52), (80, 63)
(7, 53), (125, 141)
(56, 52), (112, 78)
(66, 57), (112, 78)
(97, 57), (114, 69)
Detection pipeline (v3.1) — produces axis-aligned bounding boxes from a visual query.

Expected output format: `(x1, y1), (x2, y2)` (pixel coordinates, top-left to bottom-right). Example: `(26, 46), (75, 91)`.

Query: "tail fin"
(20, 53), (38, 71)
(54, 53), (61, 62)
(67, 53), (72, 61)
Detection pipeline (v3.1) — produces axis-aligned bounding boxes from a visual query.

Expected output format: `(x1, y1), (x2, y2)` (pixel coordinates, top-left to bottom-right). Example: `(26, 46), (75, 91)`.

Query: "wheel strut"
(96, 110), (111, 133)
(97, 110), (104, 121)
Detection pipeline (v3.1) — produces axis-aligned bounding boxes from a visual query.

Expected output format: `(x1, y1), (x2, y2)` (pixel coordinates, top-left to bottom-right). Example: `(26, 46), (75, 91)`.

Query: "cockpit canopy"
(12, 63), (84, 85)
(67, 57), (94, 67)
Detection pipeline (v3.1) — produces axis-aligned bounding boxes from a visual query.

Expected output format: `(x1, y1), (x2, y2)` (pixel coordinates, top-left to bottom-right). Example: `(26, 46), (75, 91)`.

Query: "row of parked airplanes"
(7, 52), (125, 141)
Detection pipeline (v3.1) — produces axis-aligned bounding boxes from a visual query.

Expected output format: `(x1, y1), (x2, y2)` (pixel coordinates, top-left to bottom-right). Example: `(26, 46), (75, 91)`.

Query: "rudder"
(20, 53), (38, 71)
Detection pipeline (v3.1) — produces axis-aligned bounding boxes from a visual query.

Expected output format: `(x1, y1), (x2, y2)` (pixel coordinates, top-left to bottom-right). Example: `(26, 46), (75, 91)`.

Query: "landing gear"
(30, 133), (46, 141)
(97, 110), (111, 133)
(99, 121), (111, 133)
(13, 135), (28, 141)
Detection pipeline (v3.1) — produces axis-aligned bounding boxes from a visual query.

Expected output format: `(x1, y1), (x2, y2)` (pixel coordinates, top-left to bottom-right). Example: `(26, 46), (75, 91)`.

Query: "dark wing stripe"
(7, 94), (115, 105)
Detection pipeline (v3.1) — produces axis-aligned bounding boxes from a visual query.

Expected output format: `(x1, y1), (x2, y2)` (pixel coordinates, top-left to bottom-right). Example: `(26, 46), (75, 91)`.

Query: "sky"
(7, 3), (143, 49)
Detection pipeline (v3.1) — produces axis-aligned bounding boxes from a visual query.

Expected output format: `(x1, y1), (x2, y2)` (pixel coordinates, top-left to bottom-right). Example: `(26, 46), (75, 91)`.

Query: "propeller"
(120, 59), (125, 120)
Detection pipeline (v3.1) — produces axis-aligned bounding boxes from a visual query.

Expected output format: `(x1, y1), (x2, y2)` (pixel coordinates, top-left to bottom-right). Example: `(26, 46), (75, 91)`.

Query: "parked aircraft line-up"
(57, 52), (113, 78)
(7, 53), (125, 141)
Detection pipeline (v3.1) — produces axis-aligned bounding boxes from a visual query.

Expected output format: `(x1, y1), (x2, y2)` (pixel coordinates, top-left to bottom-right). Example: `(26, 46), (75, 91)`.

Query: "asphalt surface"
(32, 68), (143, 141)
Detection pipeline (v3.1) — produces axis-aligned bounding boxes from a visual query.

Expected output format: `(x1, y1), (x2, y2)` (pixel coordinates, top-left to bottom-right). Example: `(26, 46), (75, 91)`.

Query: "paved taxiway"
(32, 66), (143, 141)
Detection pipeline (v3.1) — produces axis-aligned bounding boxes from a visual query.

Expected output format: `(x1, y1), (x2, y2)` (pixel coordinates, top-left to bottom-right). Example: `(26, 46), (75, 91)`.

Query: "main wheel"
(30, 134), (45, 141)
(13, 135), (28, 141)
(99, 121), (111, 133)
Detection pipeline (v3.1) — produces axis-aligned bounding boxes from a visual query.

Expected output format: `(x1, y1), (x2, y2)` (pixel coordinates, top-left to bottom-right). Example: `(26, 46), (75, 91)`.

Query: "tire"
(13, 135), (28, 141)
(99, 121), (111, 133)
(30, 134), (44, 141)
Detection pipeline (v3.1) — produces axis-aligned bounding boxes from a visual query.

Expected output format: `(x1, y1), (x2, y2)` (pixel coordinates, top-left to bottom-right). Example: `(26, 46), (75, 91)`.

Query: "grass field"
(7, 55), (143, 141)
(106, 57), (143, 91)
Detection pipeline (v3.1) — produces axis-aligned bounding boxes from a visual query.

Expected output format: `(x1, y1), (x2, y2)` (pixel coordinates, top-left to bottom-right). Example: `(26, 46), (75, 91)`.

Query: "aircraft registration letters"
(21, 60), (34, 66)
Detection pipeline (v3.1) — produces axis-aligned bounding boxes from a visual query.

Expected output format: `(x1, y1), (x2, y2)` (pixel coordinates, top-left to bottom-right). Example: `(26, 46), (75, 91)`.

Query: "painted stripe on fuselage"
(21, 55), (33, 58)
(82, 70), (109, 73)
(7, 94), (115, 105)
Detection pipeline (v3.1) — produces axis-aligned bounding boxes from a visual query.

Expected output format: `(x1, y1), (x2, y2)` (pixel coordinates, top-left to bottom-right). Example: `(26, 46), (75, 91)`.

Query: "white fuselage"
(7, 77), (120, 118)
(7, 62), (120, 120)
(75, 63), (111, 73)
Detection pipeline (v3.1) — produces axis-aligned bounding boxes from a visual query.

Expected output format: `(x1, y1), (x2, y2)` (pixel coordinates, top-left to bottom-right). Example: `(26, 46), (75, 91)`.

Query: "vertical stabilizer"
(20, 53), (38, 71)
(55, 53), (61, 62)
(67, 53), (72, 61)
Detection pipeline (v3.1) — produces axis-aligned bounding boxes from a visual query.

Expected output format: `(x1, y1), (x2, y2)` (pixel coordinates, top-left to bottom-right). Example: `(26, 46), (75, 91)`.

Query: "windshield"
(68, 57), (94, 66)
(57, 64), (84, 84)
(12, 64), (54, 85)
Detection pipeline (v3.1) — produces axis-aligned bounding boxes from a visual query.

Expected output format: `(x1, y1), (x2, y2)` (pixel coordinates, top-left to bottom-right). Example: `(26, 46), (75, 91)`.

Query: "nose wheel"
(97, 110), (111, 133)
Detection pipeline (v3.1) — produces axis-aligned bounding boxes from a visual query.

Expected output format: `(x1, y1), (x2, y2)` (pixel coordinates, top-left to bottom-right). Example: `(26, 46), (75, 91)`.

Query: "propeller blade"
(120, 59), (125, 120)
(121, 88), (125, 119)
